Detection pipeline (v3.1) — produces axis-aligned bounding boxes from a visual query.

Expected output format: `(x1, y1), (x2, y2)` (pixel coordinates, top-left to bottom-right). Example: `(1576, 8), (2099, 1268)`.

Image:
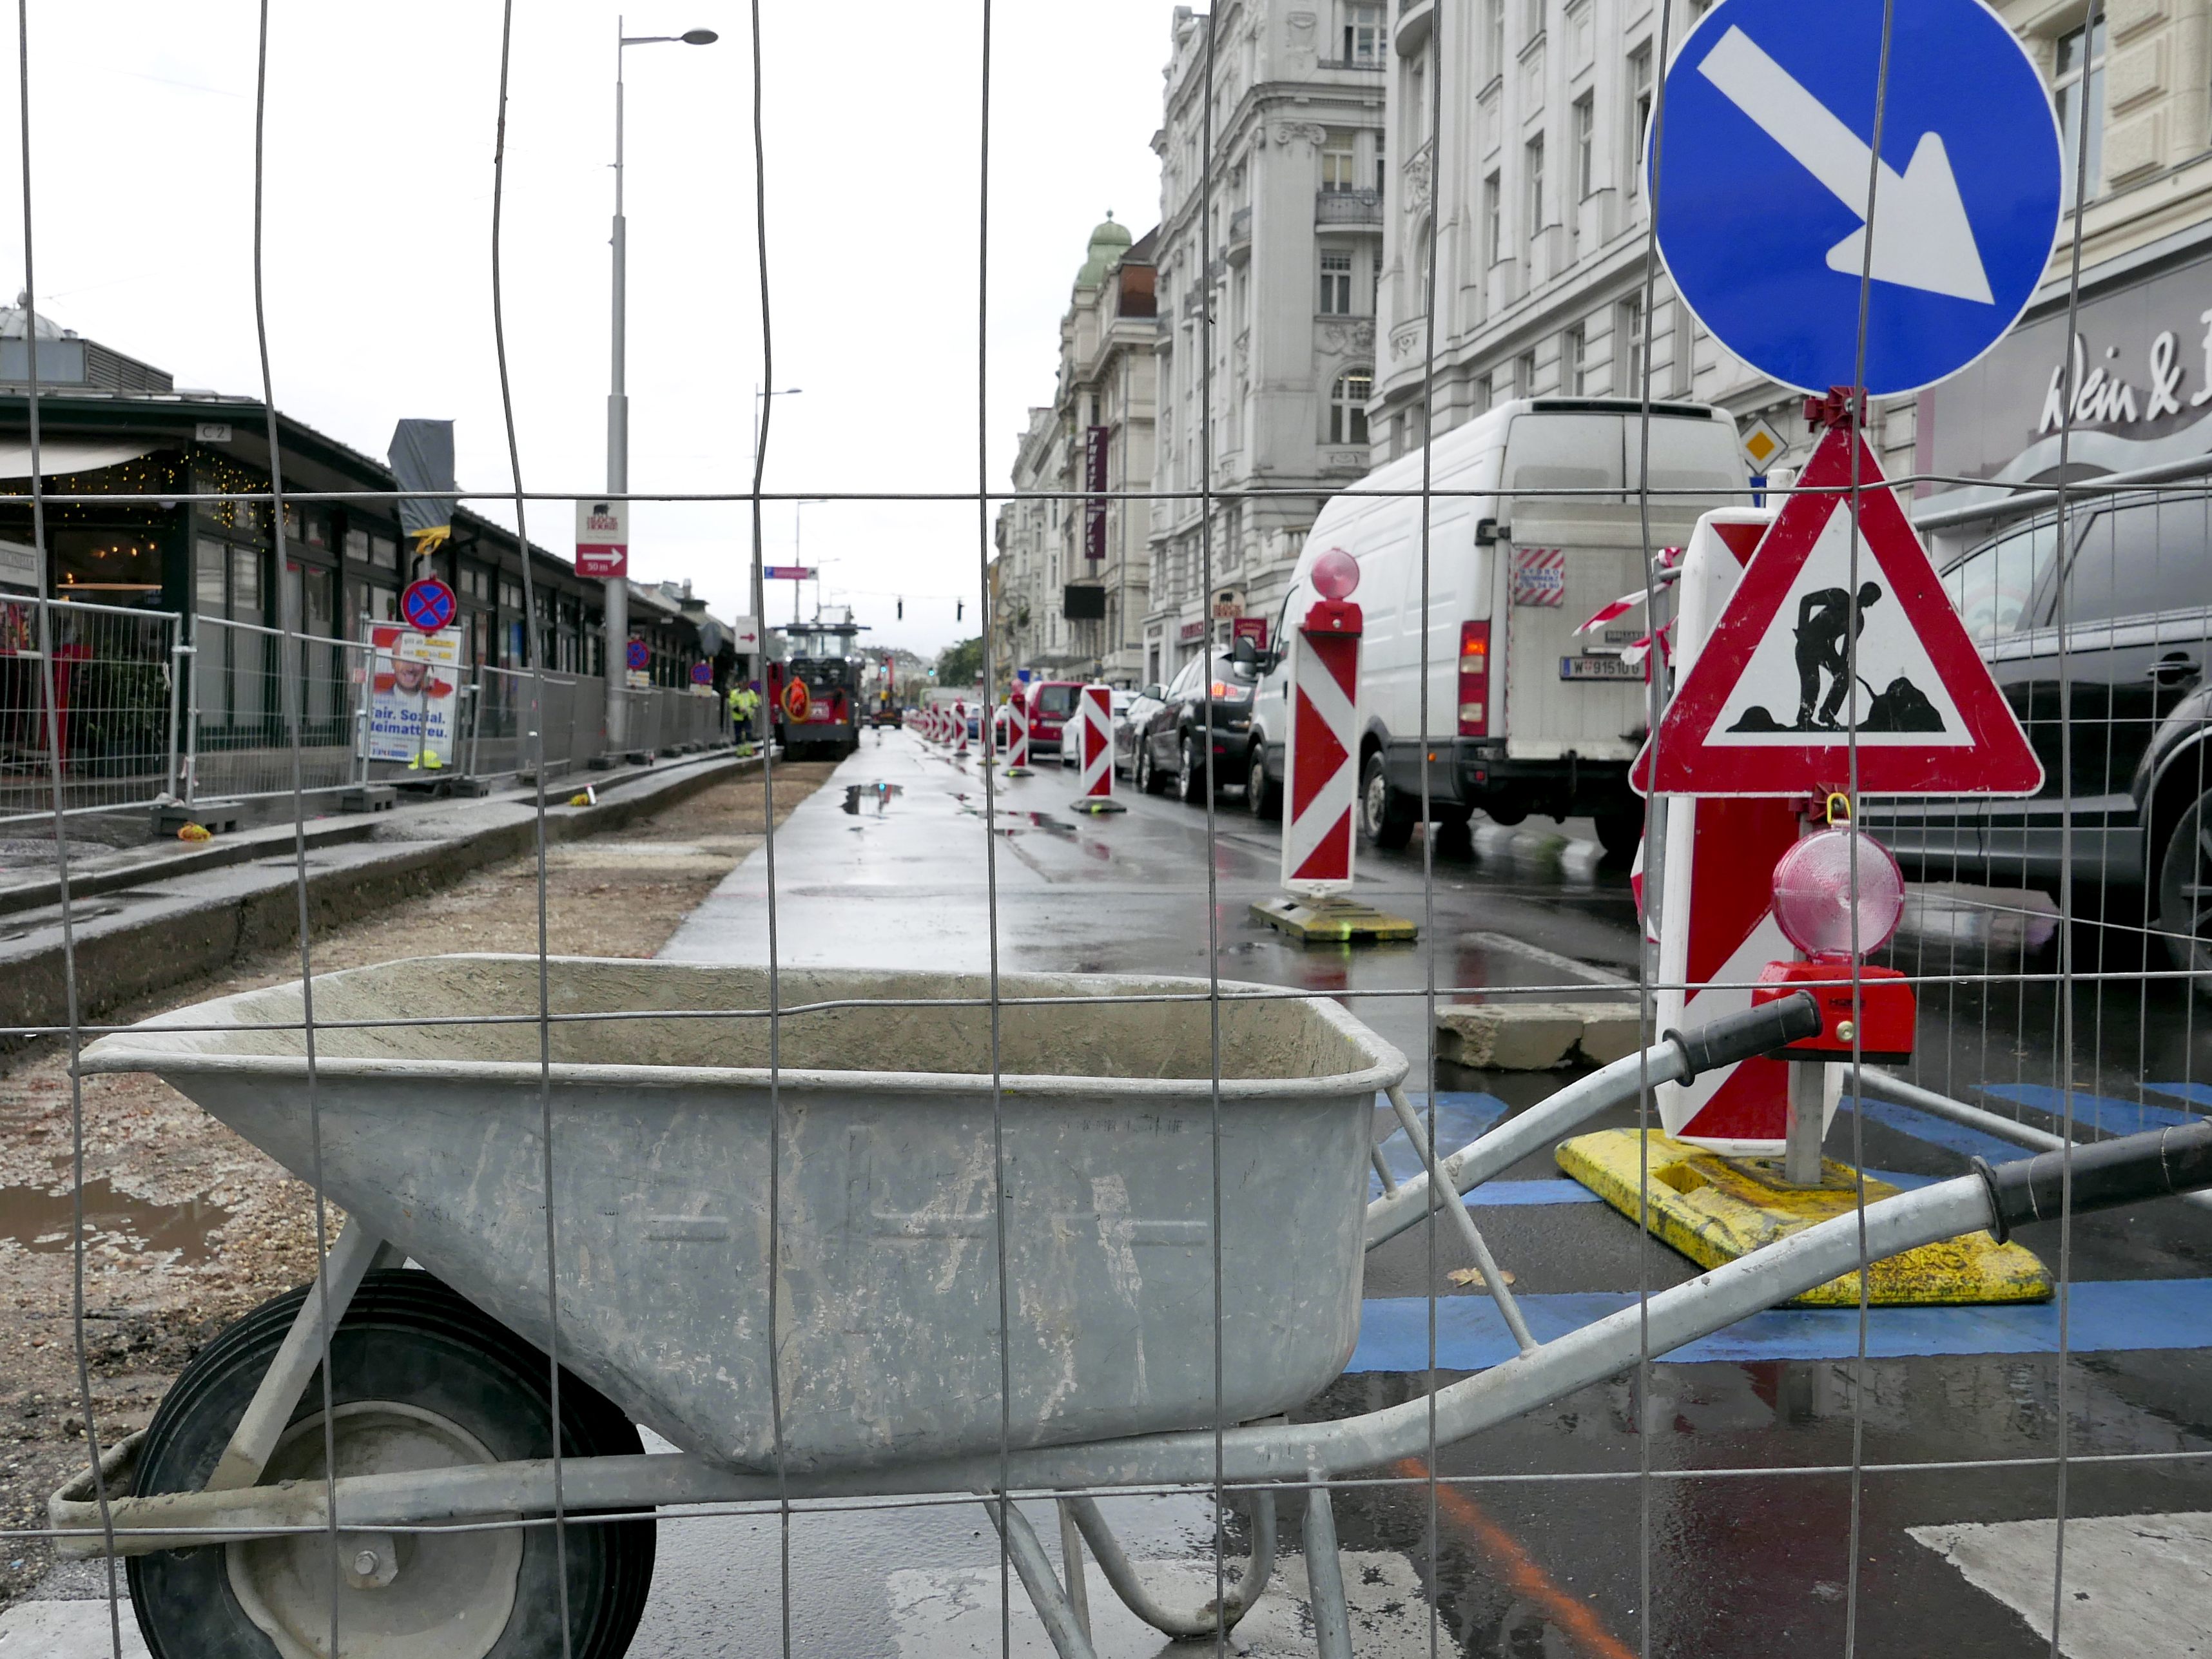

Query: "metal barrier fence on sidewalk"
(0, 595), (178, 829)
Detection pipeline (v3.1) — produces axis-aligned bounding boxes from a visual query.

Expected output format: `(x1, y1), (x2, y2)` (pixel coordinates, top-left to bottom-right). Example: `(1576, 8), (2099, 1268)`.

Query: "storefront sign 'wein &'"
(2039, 319), (2212, 433)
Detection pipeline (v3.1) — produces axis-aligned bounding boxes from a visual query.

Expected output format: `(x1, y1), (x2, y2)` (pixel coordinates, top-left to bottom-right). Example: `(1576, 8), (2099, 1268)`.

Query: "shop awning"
(0, 439), (158, 481)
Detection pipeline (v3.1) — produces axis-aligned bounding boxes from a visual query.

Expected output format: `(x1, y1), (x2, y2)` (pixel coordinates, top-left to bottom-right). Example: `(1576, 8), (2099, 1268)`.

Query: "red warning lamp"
(1310, 548), (1360, 599)
(1770, 827), (1906, 958)
(1752, 826), (1916, 1063)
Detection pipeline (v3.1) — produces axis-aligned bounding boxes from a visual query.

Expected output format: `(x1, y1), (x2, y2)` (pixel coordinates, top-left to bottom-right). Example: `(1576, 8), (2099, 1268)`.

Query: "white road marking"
(1908, 1511), (2212, 1658)
(0, 1598), (151, 1659)
(888, 1551), (1434, 1658)
(1462, 928), (1631, 987)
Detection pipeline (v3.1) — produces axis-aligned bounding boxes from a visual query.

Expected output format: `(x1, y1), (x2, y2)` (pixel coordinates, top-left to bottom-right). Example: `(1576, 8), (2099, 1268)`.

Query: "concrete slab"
(0, 1598), (149, 1659)
(1908, 1511), (2212, 1659)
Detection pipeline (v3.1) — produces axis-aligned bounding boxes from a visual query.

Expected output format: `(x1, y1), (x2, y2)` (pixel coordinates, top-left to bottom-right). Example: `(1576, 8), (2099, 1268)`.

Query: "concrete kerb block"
(1436, 1001), (1645, 1070)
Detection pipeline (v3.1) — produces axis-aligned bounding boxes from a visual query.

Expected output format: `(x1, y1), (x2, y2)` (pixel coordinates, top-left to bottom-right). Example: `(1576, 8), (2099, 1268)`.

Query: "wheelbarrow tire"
(126, 1269), (654, 1659)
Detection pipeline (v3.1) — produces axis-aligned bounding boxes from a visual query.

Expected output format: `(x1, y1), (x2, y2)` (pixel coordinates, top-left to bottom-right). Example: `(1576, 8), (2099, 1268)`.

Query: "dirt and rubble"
(0, 761), (835, 1607)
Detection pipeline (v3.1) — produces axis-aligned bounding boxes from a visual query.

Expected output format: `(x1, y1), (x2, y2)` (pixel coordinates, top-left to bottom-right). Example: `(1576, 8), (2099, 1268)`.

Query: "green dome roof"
(1076, 213), (1133, 286)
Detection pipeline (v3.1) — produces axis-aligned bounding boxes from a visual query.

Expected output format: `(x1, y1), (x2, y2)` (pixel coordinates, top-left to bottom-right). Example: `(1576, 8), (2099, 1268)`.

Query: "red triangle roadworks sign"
(1641, 427), (2042, 797)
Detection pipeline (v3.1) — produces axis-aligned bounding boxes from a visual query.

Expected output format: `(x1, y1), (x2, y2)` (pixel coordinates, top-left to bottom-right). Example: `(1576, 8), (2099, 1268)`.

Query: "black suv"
(1131, 651), (1259, 802)
(1863, 488), (2211, 987)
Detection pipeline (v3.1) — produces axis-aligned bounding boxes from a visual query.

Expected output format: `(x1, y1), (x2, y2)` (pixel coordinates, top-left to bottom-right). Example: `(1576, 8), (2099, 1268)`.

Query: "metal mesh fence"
(5, 2), (2212, 1658)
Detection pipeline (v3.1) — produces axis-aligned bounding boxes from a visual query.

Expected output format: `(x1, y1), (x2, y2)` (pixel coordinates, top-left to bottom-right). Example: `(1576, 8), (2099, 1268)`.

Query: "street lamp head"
(681, 28), (718, 44)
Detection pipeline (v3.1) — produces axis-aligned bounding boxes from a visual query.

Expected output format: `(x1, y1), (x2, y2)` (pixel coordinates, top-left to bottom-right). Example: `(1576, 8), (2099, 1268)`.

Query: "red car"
(1022, 679), (1082, 755)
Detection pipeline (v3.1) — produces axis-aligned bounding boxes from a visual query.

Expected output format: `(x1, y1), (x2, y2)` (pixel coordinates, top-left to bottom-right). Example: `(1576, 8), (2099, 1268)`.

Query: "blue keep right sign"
(1653, 0), (2062, 398)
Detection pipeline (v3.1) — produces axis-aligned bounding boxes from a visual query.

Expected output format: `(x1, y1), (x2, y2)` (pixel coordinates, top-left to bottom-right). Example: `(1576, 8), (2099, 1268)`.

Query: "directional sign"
(400, 577), (456, 634)
(1641, 423), (2042, 796)
(626, 637), (650, 672)
(1653, 0), (2062, 397)
(576, 499), (628, 579)
(763, 565), (815, 581)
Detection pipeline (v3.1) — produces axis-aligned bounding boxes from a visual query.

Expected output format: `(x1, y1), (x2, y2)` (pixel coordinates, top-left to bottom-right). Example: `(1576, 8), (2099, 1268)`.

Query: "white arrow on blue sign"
(1653, 0), (2062, 398)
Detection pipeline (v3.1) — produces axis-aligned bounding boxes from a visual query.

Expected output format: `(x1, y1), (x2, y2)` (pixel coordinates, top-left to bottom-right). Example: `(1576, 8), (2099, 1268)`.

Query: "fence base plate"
(1250, 895), (1419, 944)
(1557, 1128), (2051, 1306)
(151, 802), (241, 839)
(338, 786), (397, 813)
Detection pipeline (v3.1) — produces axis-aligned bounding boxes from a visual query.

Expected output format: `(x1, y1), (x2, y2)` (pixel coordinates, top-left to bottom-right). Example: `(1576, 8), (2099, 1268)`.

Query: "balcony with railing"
(1315, 188), (1384, 229)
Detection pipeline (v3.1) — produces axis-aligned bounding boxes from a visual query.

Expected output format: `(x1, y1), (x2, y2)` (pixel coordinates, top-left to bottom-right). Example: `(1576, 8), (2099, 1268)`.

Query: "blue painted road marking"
(2145, 1082), (2212, 1110)
(1348, 1279), (2212, 1373)
(1369, 1093), (1508, 1196)
(1980, 1083), (2202, 1136)
(1838, 1095), (2026, 1163)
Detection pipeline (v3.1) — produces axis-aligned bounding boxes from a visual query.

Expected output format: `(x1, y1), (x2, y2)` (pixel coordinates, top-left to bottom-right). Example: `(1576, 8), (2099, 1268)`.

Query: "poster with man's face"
(367, 623), (459, 765)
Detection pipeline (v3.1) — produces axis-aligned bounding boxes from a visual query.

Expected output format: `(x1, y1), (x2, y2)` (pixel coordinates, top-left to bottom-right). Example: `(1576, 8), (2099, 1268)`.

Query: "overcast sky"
(0, 1), (1188, 656)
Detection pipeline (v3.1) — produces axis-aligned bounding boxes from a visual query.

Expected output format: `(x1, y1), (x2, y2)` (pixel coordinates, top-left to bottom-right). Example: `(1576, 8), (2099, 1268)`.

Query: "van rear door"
(1498, 410), (1739, 761)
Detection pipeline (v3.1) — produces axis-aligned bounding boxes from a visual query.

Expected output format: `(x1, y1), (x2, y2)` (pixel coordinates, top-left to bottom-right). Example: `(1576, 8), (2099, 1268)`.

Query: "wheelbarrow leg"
(1301, 1470), (1353, 1659)
(1063, 1487), (1278, 1637)
(1055, 1498), (1092, 1642)
(985, 1497), (1099, 1659)
(204, 1223), (396, 1491)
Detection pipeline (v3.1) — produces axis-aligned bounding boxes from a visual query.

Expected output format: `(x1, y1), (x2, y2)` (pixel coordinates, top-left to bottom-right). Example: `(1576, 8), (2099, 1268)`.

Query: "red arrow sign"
(1642, 425), (2041, 797)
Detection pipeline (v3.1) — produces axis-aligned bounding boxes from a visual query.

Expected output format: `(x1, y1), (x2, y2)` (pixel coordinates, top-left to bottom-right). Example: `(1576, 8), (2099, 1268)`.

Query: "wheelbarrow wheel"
(126, 1269), (654, 1659)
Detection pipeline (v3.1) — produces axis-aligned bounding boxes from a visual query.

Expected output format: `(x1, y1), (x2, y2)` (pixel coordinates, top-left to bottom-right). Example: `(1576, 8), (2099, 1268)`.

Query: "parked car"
(1861, 487), (2212, 987)
(1131, 651), (1260, 802)
(1024, 679), (1082, 756)
(1114, 686), (1161, 779)
(1245, 397), (1743, 859)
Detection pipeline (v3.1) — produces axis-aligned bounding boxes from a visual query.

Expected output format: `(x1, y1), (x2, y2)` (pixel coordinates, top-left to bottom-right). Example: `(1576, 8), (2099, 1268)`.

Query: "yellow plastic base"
(1556, 1128), (2051, 1306)
(1250, 895), (1419, 944)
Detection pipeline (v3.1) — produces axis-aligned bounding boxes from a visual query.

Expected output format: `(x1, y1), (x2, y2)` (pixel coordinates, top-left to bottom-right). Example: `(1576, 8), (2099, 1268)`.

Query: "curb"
(0, 750), (760, 1048)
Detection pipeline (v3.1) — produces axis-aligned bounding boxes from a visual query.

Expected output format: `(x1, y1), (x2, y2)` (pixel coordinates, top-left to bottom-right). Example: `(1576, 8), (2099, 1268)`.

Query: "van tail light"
(1458, 621), (1490, 737)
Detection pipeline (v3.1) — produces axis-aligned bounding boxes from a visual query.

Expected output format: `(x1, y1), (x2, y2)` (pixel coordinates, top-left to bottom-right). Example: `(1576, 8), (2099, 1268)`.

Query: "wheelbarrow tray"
(81, 956), (1406, 1475)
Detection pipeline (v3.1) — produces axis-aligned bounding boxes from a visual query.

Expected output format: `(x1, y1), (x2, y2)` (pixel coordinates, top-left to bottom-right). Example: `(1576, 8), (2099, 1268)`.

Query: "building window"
(1526, 0), (1544, 43)
(1486, 0), (1505, 76)
(1370, 248), (1383, 315)
(1484, 172), (1502, 266)
(1517, 349), (1538, 394)
(1405, 52), (1428, 150)
(1573, 93), (1595, 200)
(1617, 293), (1644, 393)
(1322, 133), (1359, 191)
(2054, 19), (2105, 208)
(1477, 371), (1495, 412)
(1330, 369), (1373, 445)
(1564, 324), (1587, 394)
(1375, 129), (1387, 193)
(1525, 136), (1546, 242)
(1320, 251), (1354, 314)
(1342, 1), (1383, 64)
(1627, 43), (1653, 195)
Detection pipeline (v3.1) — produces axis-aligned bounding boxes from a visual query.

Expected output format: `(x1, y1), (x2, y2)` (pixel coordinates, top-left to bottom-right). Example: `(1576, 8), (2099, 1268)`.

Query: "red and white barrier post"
(1252, 549), (1415, 942)
(953, 701), (969, 755)
(1005, 690), (1032, 776)
(1069, 683), (1124, 814)
(1280, 577), (1362, 897)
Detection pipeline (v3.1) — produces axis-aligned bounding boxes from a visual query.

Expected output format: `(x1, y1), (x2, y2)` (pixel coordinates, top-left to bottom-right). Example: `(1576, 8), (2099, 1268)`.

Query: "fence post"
(164, 620), (188, 803)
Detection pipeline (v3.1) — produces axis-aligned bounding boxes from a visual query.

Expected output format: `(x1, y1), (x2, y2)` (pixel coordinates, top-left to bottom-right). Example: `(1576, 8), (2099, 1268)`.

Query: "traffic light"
(956, 599), (964, 621)
(897, 597), (904, 619)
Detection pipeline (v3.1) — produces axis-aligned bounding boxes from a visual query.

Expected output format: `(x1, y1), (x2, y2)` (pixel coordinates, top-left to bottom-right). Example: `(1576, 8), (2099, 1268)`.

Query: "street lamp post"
(608, 17), (715, 746)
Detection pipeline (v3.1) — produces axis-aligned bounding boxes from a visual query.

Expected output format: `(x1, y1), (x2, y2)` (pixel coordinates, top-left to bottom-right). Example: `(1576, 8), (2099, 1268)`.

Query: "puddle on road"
(0, 1174), (231, 1265)
(840, 783), (904, 817)
(946, 793), (1078, 838)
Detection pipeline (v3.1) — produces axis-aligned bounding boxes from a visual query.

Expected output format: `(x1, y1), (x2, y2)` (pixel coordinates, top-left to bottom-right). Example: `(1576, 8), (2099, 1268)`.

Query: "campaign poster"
(367, 623), (460, 766)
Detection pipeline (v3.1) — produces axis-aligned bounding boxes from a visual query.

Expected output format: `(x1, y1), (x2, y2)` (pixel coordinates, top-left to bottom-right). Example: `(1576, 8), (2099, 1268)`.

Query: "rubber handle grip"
(1665, 991), (1821, 1079)
(1973, 1119), (2212, 1243)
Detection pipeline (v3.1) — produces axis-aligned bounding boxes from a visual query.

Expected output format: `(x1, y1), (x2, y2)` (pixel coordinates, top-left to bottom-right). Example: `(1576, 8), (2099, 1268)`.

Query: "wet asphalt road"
(637, 728), (2212, 1659)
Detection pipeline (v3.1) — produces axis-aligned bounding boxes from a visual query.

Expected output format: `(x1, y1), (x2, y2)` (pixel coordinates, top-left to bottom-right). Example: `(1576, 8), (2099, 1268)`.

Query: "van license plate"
(1560, 655), (1643, 681)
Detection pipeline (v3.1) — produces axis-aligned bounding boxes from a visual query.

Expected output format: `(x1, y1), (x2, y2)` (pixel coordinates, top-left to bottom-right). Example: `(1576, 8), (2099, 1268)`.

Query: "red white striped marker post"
(1005, 690), (1032, 776)
(953, 701), (969, 755)
(1281, 552), (1364, 895)
(1069, 684), (1124, 813)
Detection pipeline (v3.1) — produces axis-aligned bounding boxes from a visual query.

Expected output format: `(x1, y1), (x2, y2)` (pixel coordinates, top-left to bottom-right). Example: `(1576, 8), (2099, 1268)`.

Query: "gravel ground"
(0, 761), (836, 1607)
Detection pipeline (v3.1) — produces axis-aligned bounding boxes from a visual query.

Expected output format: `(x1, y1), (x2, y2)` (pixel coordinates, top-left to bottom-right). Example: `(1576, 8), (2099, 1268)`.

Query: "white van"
(1248, 398), (1745, 859)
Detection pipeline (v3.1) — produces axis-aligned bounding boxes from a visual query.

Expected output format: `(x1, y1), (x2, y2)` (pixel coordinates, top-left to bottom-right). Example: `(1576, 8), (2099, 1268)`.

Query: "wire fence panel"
(12, 5), (2212, 1659)
(0, 596), (177, 826)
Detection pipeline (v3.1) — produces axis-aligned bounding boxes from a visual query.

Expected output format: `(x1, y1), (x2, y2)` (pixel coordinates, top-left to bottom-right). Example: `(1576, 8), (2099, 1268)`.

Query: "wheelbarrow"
(50, 956), (2212, 1659)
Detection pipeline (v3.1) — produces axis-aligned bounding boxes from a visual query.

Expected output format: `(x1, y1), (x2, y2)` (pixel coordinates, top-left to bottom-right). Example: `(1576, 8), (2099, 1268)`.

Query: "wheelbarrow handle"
(1665, 991), (1821, 1078)
(1974, 1119), (2212, 1243)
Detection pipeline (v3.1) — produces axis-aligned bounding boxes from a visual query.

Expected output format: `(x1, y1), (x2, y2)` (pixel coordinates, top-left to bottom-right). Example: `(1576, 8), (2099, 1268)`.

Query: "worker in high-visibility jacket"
(728, 681), (761, 753)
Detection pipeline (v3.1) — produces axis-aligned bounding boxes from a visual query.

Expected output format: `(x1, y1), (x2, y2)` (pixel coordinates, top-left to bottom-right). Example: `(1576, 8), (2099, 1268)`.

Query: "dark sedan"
(1130, 651), (1259, 802)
